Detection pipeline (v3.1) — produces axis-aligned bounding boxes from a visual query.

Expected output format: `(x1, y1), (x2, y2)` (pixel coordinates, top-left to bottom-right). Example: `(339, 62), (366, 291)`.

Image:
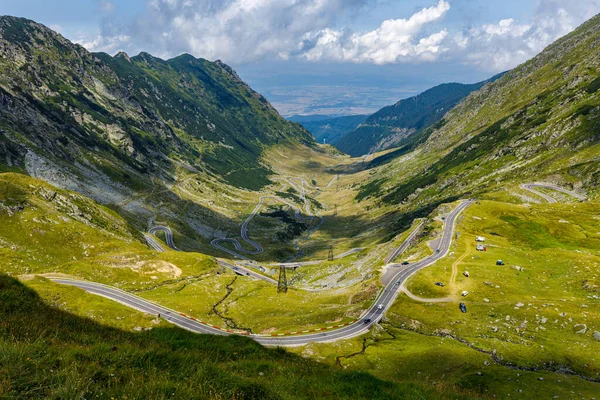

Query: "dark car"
(435, 282), (445, 287)
(401, 261), (409, 265)
(459, 303), (467, 313)
(363, 318), (371, 324)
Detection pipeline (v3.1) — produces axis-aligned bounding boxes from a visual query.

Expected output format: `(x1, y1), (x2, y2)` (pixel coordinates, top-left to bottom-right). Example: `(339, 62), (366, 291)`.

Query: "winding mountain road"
(211, 177), (323, 259)
(148, 176), (360, 265)
(148, 226), (179, 251)
(208, 175), (337, 261)
(144, 226), (276, 284)
(521, 183), (586, 203)
(54, 200), (473, 346)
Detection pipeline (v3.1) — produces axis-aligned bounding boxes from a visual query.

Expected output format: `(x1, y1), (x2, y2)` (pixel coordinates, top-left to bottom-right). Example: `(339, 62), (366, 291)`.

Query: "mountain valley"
(0, 12), (599, 400)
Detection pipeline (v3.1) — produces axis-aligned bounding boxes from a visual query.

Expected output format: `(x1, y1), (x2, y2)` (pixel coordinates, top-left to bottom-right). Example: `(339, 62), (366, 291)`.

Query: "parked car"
(461, 291), (469, 297)
(435, 282), (445, 287)
(496, 260), (505, 266)
(459, 303), (467, 313)
(401, 261), (409, 265)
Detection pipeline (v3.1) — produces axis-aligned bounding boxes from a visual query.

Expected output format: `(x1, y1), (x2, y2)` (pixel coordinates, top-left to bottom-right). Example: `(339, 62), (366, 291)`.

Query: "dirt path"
(450, 252), (469, 288)
(399, 286), (454, 303)
(398, 249), (468, 304)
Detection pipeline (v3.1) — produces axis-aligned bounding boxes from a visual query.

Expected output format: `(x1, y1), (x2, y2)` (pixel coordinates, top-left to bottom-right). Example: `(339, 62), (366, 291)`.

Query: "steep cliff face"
(0, 16), (314, 196)
(357, 14), (600, 205)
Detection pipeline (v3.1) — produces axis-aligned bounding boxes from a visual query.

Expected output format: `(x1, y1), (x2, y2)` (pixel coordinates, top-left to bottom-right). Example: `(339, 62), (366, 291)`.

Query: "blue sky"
(1, 0), (599, 116)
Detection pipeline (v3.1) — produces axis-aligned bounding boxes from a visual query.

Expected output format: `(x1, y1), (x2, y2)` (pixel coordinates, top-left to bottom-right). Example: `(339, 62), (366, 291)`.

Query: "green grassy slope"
(399, 199), (600, 377)
(296, 198), (600, 399)
(0, 172), (219, 290)
(0, 274), (472, 400)
(356, 15), (600, 207)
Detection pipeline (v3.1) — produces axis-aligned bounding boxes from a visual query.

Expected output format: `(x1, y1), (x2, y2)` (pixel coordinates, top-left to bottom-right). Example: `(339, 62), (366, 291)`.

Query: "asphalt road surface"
(209, 176), (337, 260)
(148, 226), (179, 250)
(384, 221), (425, 264)
(211, 193), (319, 259)
(55, 200), (472, 346)
(217, 259), (277, 285)
(146, 226), (276, 284)
(521, 183), (586, 203)
(143, 233), (167, 252)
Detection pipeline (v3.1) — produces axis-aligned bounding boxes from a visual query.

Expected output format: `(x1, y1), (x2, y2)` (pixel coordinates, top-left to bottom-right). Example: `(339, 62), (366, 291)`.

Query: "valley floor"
(2, 166), (598, 398)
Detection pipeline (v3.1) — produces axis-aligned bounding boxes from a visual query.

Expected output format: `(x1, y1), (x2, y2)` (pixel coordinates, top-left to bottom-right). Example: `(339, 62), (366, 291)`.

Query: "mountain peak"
(0, 15), (67, 42)
(115, 51), (131, 63)
(0, 15), (33, 25)
(0, 15), (46, 43)
(178, 53), (197, 61)
(135, 51), (164, 64)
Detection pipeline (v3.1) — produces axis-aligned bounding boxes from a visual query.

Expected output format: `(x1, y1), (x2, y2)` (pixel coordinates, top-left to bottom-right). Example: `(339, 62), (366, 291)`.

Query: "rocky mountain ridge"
(0, 16), (313, 196)
(335, 75), (503, 156)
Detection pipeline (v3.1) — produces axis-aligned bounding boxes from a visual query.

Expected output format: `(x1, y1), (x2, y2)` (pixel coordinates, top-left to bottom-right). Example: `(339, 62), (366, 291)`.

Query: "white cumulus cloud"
(77, 34), (131, 54)
(451, 0), (600, 70)
(73, 0), (600, 72)
(99, 0), (369, 62)
(301, 0), (450, 64)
